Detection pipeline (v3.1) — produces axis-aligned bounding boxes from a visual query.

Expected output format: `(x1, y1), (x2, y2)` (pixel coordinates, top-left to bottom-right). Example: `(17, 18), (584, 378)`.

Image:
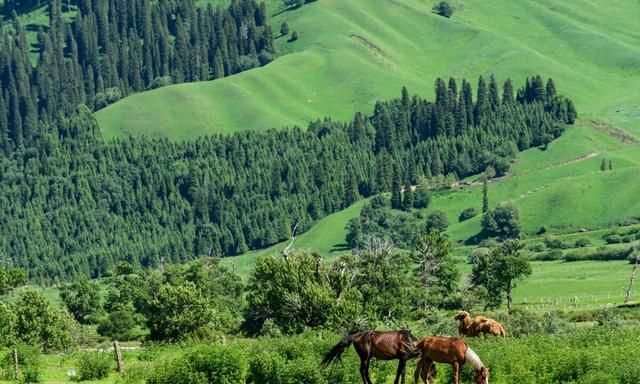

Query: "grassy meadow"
(96, 0), (640, 138)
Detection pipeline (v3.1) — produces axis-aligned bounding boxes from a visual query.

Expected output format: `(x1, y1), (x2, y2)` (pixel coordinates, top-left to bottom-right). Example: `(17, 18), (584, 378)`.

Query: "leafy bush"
(604, 234), (622, 244)
(544, 236), (569, 249)
(574, 237), (591, 248)
(432, 1), (454, 17)
(458, 207), (478, 222)
(426, 210), (449, 231)
(532, 249), (563, 261)
(148, 345), (247, 384)
(564, 246), (632, 262)
(76, 352), (113, 381)
(526, 242), (546, 252)
(1, 344), (41, 383)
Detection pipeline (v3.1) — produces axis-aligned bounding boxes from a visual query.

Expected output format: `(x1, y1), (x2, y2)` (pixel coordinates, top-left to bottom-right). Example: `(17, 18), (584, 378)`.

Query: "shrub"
(1, 344), (41, 383)
(77, 352), (113, 381)
(426, 210), (449, 232)
(458, 207), (478, 222)
(289, 31), (298, 42)
(544, 236), (568, 249)
(148, 345), (247, 384)
(564, 246), (632, 262)
(532, 249), (563, 261)
(604, 234), (622, 244)
(432, 1), (454, 17)
(574, 237), (591, 248)
(526, 242), (546, 252)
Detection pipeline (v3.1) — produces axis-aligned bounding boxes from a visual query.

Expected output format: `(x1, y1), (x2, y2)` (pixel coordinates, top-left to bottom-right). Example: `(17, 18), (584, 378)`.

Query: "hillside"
(96, 0), (640, 139)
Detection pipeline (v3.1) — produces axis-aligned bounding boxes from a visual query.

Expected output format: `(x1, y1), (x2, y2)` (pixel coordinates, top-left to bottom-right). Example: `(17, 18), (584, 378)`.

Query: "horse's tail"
(321, 334), (355, 367)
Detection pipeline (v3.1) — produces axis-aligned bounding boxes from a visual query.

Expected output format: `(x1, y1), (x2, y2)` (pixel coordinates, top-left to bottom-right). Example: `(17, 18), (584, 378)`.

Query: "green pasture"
(97, 0), (640, 138)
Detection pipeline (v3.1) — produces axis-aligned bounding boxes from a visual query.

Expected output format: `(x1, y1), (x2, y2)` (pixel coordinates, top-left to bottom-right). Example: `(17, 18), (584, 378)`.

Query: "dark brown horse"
(322, 330), (434, 384)
(414, 336), (489, 384)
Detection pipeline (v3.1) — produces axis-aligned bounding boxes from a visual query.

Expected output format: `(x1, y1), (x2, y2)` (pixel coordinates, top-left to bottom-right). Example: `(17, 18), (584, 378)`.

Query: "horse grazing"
(454, 311), (506, 337)
(413, 336), (489, 384)
(322, 330), (432, 384)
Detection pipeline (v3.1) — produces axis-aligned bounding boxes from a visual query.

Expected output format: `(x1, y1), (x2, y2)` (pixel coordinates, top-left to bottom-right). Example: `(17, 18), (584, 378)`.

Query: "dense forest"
(0, 0), (274, 149)
(0, 74), (576, 282)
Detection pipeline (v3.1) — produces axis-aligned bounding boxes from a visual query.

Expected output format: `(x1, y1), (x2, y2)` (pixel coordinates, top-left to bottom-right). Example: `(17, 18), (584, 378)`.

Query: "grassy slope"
(96, 0), (640, 138)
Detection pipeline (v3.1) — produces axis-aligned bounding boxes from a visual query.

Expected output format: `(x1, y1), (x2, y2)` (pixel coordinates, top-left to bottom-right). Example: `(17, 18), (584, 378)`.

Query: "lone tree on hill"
(289, 31), (299, 42)
(433, 1), (454, 18)
(280, 22), (289, 36)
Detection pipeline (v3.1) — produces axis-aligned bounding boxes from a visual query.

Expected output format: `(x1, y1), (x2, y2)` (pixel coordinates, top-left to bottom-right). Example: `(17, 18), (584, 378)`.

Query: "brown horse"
(413, 336), (489, 384)
(455, 311), (506, 337)
(322, 330), (434, 384)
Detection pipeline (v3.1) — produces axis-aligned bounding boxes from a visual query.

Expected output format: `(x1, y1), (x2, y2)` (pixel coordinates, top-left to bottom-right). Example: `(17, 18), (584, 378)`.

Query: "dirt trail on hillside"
(350, 34), (389, 59)
(589, 119), (639, 144)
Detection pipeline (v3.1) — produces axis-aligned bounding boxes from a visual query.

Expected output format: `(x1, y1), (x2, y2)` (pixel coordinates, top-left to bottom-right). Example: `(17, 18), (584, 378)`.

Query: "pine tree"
(391, 164), (402, 210)
(403, 183), (414, 212)
(482, 177), (489, 213)
(600, 158), (606, 171)
(502, 79), (514, 104)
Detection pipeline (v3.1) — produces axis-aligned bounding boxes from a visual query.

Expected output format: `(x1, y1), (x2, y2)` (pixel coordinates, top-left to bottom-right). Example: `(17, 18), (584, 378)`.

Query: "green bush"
(458, 207), (478, 222)
(526, 242), (546, 252)
(77, 352), (113, 381)
(432, 1), (454, 17)
(544, 236), (569, 249)
(148, 345), (247, 384)
(574, 237), (591, 248)
(604, 234), (622, 244)
(1, 344), (41, 383)
(564, 246), (632, 262)
(532, 249), (563, 261)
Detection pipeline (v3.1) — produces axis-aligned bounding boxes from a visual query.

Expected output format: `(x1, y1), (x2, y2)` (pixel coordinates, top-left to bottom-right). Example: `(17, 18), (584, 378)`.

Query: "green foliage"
(12, 290), (77, 351)
(280, 22), (289, 36)
(458, 207), (478, 222)
(76, 352), (113, 381)
(0, 268), (27, 295)
(346, 201), (423, 250)
(289, 31), (299, 42)
(59, 278), (102, 324)
(413, 230), (460, 308)
(471, 240), (532, 310)
(574, 237), (592, 248)
(148, 345), (248, 384)
(143, 283), (213, 342)
(432, 1), (454, 18)
(96, 310), (137, 341)
(0, 344), (41, 383)
(425, 210), (449, 232)
(563, 246), (633, 262)
(413, 184), (430, 209)
(244, 252), (348, 334)
(482, 201), (521, 239)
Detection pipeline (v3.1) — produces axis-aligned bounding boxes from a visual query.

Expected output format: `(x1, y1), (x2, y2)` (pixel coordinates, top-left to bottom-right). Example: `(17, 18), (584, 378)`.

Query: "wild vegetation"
(0, 0), (274, 149)
(0, 0), (639, 383)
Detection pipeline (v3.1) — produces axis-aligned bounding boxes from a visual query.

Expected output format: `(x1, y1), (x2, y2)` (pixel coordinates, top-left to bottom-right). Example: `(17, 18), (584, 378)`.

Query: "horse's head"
(454, 311), (470, 321)
(474, 366), (489, 384)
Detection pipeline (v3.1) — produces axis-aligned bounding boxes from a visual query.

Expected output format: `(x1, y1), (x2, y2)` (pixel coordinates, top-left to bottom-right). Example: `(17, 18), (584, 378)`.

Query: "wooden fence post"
(114, 341), (124, 375)
(13, 348), (20, 381)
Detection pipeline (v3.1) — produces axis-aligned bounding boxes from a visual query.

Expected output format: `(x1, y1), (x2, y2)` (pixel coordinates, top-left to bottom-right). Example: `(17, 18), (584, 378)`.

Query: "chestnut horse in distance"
(414, 336), (489, 384)
(322, 330), (434, 384)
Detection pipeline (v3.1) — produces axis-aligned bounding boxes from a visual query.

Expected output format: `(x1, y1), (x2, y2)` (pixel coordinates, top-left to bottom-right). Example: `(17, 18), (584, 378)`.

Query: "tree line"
(0, 0), (275, 150)
(0, 75), (575, 282)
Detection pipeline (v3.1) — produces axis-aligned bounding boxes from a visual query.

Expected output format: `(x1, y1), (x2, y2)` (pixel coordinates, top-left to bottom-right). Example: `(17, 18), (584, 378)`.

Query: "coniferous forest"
(0, 71), (576, 282)
(0, 0), (274, 150)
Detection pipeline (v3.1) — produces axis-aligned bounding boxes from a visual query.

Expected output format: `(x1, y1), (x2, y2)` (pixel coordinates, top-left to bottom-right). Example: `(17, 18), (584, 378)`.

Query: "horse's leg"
(393, 358), (406, 384)
(452, 361), (460, 384)
(359, 357), (368, 384)
(413, 357), (423, 384)
(421, 359), (434, 384)
(363, 358), (373, 384)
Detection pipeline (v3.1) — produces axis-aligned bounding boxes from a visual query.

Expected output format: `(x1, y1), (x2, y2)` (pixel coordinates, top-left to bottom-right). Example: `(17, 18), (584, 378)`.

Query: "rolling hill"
(96, 0), (640, 138)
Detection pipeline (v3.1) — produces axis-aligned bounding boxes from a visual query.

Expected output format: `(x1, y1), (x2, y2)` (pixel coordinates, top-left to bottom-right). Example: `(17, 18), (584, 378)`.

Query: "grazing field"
(97, 0), (640, 138)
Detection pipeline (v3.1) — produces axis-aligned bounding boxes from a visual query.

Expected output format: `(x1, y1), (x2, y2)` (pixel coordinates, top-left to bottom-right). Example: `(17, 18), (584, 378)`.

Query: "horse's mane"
(465, 346), (484, 371)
